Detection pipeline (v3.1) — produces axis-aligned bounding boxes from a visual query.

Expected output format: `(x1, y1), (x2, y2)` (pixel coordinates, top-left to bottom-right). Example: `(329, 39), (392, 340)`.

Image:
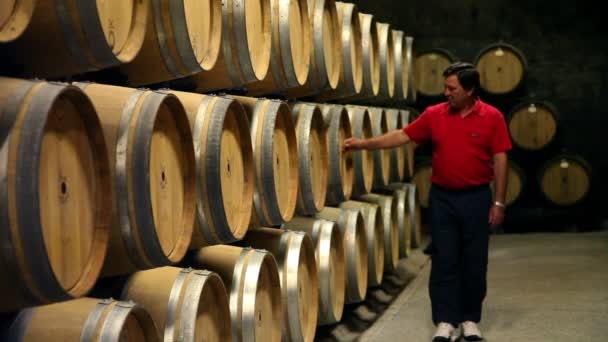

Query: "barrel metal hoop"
(232, 0), (257, 83)
(277, 0), (298, 88)
(152, 0), (183, 78)
(115, 90), (151, 269)
(98, 301), (139, 342)
(16, 83), (71, 301)
(296, 106), (315, 214)
(131, 91), (173, 265)
(169, 0), (203, 74)
(241, 250), (268, 342)
(204, 98), (236, 242)
(179, 269), (210, 341)
(55, 0), (90, 71)
(192, 96), (221, 244)
(76, 0), (120, 68)
(311, 0), (328, 90)
(281, 231), (305, 340)
(316, 221), (332, 319)
(0, 81), (38, 305)
(164, 268), (191, 341)
(230, 247), (251, 342)
(260, 101), (284, 225)
(81, 299), (114, 342)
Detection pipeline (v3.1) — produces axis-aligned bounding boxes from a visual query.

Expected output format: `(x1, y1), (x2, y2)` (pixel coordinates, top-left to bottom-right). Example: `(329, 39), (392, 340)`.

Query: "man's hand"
(488, 205), (505, 227)
(343, 137), (366, 152)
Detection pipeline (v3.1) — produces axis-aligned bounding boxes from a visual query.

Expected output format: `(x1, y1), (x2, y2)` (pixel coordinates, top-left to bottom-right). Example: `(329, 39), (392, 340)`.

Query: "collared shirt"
(403, 99), (512, 189)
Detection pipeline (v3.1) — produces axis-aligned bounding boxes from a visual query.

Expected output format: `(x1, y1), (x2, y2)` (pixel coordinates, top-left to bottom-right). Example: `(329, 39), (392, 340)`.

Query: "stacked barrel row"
(0, 0), (418, 104)
(0, 77), (423, 341)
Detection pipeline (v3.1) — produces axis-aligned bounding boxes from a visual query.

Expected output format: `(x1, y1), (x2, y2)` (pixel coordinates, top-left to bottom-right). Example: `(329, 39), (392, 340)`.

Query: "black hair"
(443, 62), (480, 96)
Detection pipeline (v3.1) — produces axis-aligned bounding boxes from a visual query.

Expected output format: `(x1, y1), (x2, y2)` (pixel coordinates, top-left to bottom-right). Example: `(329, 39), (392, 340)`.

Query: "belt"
(431, 182), (490, 193)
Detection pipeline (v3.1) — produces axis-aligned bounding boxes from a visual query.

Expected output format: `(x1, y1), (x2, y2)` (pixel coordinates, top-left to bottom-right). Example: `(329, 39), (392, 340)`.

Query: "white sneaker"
(432, 322), (459, 342)
(462, 321), (483, 341)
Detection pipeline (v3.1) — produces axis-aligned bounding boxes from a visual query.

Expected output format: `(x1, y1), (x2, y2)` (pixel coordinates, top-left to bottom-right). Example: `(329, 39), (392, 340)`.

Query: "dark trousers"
(428, 183), (491, 327)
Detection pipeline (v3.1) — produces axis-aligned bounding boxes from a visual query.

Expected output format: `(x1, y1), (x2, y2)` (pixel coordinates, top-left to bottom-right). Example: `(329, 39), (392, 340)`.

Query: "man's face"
(444, 74), (473, 111)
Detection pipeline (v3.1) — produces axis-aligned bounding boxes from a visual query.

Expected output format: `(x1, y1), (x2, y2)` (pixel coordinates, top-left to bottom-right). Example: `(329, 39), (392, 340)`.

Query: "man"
(344, 62), (511, 341)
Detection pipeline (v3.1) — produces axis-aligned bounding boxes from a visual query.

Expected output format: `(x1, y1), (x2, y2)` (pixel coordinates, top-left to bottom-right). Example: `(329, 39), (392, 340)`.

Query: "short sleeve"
(491, 114), (512, 154)
(404, 110), (432, 144)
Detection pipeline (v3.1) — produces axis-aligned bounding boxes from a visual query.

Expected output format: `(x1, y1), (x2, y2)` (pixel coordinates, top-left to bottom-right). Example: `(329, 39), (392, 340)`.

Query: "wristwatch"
(493, 201), (506, 208)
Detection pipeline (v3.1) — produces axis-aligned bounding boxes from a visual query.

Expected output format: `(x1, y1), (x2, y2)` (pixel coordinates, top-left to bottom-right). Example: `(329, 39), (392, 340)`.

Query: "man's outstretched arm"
(343, 129), (411, 151)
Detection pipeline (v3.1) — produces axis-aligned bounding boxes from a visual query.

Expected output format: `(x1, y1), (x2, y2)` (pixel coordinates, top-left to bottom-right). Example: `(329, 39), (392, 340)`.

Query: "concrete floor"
(360, 231), (608, 341)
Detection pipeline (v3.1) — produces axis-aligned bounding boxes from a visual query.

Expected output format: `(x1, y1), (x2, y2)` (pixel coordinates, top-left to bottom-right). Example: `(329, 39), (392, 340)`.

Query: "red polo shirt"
(404, 100), (511, 189)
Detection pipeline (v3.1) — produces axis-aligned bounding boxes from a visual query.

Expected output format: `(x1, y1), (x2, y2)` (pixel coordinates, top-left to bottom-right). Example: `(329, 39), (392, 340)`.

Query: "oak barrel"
(246, 0), (312, 95)
(190, 245), (283, 342)
(386, 108), (405, 182)
(3, 298), (159, 341)
(170, 91), (254, 246)
(285, 0), (341, 98)
(341, 13), (379, 102)
(373, 22), (395, 101)
(121, 266), (231, 342)
(344, 105), (374, 196)
(315, 207), (368, 304)
(357, 193), (400, 270)
(319, 104), (354, 205)
(366, 106), (391, 189)
(391, 30), (407, 102)
(239, 228), (319, 342)
(411, 160), (432, 208)
(315, 2), (363, 101)
(186, 0), (272, 93)
(490, 161), (525, 206)
(76, 82), (196, 276)
(0, 0), (35, 43)
(339, 201), (385, 286)
(507, 101), (558, 150)
(539, 155), (591, 206)
(0, 78), (111, 313)
(404, 35), (417, 103)
(121, 0), (222, 86)
(292, 103), (328, 215)
(392, 189), (411, 258)
(1, 0), (148, 78)
(231, 96), (299, 227)
(399, 108), (415, 180)
(475, 42), (527, 95)
(414, 48), (456, 97)
(283, 217), (345, 326)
